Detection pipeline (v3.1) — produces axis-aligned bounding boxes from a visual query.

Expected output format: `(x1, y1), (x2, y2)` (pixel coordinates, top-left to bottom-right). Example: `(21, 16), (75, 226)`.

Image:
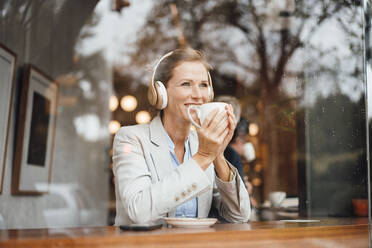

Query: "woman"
(112, 47), (251, 225)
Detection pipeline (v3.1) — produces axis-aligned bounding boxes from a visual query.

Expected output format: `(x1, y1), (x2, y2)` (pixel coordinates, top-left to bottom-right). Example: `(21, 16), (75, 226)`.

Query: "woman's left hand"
(220, 104), (237, 152)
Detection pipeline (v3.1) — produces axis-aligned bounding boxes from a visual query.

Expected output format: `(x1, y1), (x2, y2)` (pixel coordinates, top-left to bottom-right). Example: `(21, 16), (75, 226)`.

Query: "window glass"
(0, 0), (368, 229)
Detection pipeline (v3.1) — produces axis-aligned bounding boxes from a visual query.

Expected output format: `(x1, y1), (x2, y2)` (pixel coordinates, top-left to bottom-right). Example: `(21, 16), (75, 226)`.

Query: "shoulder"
(114, 123), (149, 143)
(117, 123), (148, 135)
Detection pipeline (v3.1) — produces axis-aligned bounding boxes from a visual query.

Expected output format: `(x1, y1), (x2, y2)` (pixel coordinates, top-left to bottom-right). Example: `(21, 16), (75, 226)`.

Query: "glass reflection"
(111, 0), (367, 219)
(0, 0), (368, 229)
(363, 0), (372, 223)
(0, 0), (111, 228)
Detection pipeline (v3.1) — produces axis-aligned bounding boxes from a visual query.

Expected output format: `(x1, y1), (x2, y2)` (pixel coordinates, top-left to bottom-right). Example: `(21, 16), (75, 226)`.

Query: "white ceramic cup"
(269, 191), (286, 208)
(187, 102), (228, 128)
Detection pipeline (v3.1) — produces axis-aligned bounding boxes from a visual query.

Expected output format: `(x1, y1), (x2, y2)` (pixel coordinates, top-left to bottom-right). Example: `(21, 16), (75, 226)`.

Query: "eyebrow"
(178, 78), (209, 83)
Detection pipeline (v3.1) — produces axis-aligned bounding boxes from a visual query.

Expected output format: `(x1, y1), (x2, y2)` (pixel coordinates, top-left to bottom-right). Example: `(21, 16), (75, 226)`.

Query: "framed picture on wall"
(0, 44), (17, 194)
(12, 64), (58, 195)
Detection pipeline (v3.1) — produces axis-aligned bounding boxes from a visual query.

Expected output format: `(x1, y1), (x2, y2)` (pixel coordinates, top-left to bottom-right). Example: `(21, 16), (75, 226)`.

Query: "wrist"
(193, 152), (214, 171)
(214, 154), (225, 164)
(214, 156), (231, 182)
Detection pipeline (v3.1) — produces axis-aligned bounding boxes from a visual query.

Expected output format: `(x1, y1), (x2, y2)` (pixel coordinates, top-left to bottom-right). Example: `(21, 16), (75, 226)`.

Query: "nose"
(191, 85), (203, 99)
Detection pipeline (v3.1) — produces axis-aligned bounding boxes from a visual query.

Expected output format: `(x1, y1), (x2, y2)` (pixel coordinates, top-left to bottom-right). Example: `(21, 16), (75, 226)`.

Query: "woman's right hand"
(193, 108), (229, 170)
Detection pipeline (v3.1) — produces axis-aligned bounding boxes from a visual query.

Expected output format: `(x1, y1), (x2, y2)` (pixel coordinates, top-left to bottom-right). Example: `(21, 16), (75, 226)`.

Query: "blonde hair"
(153, 47), (212, 86)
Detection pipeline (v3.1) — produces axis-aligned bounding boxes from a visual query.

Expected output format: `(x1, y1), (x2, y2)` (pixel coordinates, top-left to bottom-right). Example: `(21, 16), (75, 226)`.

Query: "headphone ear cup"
(149, 51), (173, 109)
(207, 71), (214, 102)
(148, 82), (158, 106)
(208, 86), (214, 102)
(154, 81), (168, 109)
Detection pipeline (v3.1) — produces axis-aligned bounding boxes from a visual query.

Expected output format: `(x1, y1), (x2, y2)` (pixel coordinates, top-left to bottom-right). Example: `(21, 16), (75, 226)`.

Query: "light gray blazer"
(112, 116), (251, 225)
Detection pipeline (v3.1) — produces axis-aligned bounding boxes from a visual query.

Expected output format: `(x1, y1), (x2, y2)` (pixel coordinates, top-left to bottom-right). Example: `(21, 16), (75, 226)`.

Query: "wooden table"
(0, 218), (369, 248)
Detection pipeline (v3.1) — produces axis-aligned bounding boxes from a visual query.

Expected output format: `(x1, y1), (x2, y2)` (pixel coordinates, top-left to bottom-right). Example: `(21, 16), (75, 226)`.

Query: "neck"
(161, 113), (190, 147)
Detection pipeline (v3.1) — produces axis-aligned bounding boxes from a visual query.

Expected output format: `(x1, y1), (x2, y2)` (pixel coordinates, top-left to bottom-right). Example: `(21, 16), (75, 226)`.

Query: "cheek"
(203, 89), (210, 102)
(167, 91), (185, 106)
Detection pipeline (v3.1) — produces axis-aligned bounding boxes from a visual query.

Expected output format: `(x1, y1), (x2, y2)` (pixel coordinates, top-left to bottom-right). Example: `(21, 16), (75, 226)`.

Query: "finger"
(223, 115), (234, 134)
(228, 115), (236, 130)
(230, 104), (236, 119)
(226, 107), (236, 123)
(224, 122), (235, 140)
(215, 119), (229, 136)
(216, 114), (230, 134)
(201, 109), (220, 128)
(212, 113), (228, 132)
(223, 130), (233, 145)
(208, 109), (228, 130)
(218, 127), (230, 144)
(225, 104), (231, 112)
(224, 108), (235, 124)
(228, 104), (233, 114)
(226, 104), (234, 118)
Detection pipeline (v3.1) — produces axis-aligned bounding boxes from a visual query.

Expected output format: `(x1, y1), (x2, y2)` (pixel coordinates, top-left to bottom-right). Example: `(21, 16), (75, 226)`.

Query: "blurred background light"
(252, 178), (262, 187)
(109, 120), (121, 134)
(254, 164), (262, 173)
(135, 111), (151, 124)
(249, 123), (259, 136)
(120, 95), (137, 112)
(109, 95), (119, 112)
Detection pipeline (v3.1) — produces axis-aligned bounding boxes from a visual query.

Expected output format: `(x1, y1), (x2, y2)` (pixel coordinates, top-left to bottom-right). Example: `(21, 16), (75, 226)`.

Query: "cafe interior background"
(0, 0), (369, 229)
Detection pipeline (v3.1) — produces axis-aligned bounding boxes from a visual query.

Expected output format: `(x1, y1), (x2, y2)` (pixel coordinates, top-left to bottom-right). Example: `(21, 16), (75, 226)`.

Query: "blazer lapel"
(148, 115), (174, 181)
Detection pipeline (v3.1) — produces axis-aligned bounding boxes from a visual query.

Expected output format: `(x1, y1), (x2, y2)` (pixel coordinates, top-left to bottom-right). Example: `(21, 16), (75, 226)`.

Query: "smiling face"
(163, 61), (210, 124)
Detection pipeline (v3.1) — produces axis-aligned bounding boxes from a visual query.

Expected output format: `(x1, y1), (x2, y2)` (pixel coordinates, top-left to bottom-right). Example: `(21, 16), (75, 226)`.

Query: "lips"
(185, 103), (202, 106)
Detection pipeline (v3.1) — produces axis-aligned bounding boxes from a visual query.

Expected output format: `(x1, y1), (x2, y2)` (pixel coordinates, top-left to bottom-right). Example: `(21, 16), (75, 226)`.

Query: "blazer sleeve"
(212, 162), (251, 223)
(112, 127), (212, 224)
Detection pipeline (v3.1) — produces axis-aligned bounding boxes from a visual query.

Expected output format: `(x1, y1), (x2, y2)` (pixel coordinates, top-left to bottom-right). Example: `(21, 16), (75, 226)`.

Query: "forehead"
(171, 61), (208, 80)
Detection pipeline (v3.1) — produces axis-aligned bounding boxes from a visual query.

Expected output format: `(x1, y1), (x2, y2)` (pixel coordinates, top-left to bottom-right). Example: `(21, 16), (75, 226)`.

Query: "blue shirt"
(161, 127), (198, 218)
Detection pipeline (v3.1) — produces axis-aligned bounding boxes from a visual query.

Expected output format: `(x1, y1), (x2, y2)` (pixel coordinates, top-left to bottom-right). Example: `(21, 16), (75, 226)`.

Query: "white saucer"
(164, 217), (217, 228)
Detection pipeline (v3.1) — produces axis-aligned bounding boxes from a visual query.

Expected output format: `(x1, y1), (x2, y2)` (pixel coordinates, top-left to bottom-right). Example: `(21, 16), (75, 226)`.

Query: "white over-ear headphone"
(147, 51), (173, 110)
(147, 51), (214, 110)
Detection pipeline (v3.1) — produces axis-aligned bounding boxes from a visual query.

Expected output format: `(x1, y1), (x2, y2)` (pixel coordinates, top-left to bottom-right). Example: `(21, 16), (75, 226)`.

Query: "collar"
(161, 124), (190, 152)
(149, 115), (198, 155)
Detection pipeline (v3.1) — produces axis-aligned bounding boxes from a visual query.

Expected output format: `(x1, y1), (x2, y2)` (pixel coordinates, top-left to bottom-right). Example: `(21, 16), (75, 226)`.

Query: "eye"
(200, 82), (209, 88)
(181, 81), (191, 86)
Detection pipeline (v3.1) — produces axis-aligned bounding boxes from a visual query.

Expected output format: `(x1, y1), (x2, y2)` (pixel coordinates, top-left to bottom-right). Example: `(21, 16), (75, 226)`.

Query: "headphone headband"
(151, 51), (174, 87)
